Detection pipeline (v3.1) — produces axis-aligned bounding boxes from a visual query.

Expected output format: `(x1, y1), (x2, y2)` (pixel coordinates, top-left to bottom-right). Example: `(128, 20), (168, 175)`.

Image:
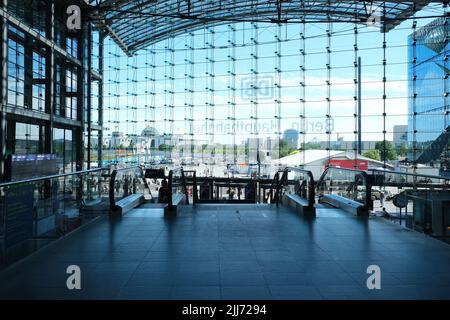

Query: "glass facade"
(408, 18), (450, 169)
(14, 122), (43, 155)
(100, 4), (448, 178)
(1, 0), (103, 181)
(1, 1), (450, 180)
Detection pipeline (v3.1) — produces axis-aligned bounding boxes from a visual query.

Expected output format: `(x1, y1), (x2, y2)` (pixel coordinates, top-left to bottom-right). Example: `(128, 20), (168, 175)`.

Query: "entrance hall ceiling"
(86, 1), (432, 55)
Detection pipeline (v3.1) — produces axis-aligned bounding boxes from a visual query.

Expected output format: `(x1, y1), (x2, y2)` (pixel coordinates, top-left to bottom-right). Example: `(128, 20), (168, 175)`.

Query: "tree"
(159, 144), (172, 152)
(304, 142), (321, 150)
(375, 140), (397, 161)
(363, 150), (381, 161)
(279, 139), (292, 158)
(201, 144), (208, 162)
(397, 144), (409, 157)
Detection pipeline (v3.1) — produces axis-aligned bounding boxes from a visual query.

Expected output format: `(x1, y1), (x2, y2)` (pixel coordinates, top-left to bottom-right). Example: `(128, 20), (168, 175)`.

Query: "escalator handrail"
(0, 167), (106, 187)
(179, 170), (198, 204)
(269, 172), (280, 203)
(285, 167), (315, 208)
(167, 167), (185, 209)
(317, 166), (371, 209)
(109, 166), (144, 210)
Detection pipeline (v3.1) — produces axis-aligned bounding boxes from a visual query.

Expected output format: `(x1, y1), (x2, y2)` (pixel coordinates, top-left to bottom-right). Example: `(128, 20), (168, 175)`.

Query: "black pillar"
(23, 4), (33, 111)
(86, 23), (92, 169)
(76, 21), (85, 171)
(98, 32), (104, 166)
(0, 0), (8, 181)
(357, 56), (362, 155)
(44, 0), (55, 155)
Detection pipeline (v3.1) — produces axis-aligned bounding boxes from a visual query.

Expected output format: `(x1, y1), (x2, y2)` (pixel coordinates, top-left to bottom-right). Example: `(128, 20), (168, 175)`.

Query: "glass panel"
(0, 168), (108, 268)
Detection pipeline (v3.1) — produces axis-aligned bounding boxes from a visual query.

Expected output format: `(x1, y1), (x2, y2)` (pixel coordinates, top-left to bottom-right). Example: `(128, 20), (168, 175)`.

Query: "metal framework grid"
(89, 1), (430, 56)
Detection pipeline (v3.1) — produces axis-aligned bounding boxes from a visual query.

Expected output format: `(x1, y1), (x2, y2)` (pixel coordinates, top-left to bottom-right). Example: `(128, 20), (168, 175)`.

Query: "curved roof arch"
(88, 1), (430, 55)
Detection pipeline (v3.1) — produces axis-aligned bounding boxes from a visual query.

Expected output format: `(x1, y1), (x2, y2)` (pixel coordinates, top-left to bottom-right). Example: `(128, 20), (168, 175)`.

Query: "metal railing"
(284, 167), (315, 208)
(316, 166), (371, 210)
(109, 166), (146, 210)
(0, 167), (107, 268)
(184, 175), (258, 204)
(367, 168), (450, 238)
(264, 170), (283, 204)
(167, 167), (188, 209)
(368, 168), (450, 187)
(182, 170), (198, 204)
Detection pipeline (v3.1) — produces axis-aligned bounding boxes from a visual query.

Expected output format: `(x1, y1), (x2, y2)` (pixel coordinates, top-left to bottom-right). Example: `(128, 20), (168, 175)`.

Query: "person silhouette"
(158, 179), (170, 203)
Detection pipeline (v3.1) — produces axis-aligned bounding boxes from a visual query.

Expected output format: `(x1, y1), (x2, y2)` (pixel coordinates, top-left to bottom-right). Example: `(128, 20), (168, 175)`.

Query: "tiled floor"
(1, 204), (450, 300)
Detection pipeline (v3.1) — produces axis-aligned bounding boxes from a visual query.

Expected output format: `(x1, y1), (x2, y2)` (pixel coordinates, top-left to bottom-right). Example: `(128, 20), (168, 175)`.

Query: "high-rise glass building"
(408, 17), (450, 164)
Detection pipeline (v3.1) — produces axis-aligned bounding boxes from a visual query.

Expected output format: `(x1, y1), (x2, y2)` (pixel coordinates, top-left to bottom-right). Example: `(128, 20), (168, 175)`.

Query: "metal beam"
(357, 56), (362, 155)
(94, 1), (433, 55)
(87, 22), (92, 169)
(0, 0), (7, 181)
(45, 0), (55, 155)
(98, 31), (104, 166)
(23, 7), (33, 111)
(91, 69), (103, 81)
(94, 19), (132, 56)
(76, 22), (86, 171)
(5, 105), (51, 122)
(383, 1), (431, 32)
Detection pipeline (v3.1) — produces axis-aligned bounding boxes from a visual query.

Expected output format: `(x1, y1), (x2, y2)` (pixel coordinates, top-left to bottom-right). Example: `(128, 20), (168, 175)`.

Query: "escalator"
(109, 166), (189, 217)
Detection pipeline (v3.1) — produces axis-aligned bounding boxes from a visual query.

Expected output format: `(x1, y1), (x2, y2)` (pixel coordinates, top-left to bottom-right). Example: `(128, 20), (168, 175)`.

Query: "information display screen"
(9, 154), (57, 181)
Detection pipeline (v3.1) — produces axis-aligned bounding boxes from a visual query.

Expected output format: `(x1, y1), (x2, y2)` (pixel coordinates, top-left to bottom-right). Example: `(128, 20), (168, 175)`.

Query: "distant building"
(315, 138), (378, 151)
(110, 132), (130, 148)
(141, 126), (160, 148)
(276, 149), (393, 179)
(247, 137), (280, 161)
(283, 129), (299, 149)
(408, 18), (450, 145)
(108, 127), (187, 152)
(393, 125), (408, 147)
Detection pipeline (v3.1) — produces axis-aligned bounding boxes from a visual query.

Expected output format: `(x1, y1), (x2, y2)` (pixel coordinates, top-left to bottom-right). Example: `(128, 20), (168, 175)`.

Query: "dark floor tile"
(171, 286), (221, 300)
(101, 250), (149, 262)
(259, 261), (304, 273)
(348, 272), (403, 286)
(317, 285), (370, 300)
(263, 272), (311, 286)
(82, 273), (133, 289)
(220, 261), (262, 273)
(126, 271), (174, 287)
(118, 286), (172, 300)
(220, 272), (266, 286)
(172, 272), (220, 286)
(2, 204), (450, 300)
(94, 261), (140, 273)
(305, 271), (358, 286)
(363, 285), (437, 300)
(269, 285), (323, 300)
(221, 286), (272, 300)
